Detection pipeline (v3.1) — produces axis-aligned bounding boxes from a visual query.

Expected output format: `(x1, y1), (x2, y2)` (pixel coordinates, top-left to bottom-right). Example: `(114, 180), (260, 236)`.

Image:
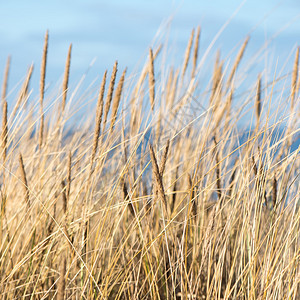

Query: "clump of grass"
(0, 28), (299, 300)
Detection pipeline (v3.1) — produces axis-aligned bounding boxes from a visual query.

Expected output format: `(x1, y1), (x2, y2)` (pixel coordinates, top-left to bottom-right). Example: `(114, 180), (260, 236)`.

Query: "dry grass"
(148, 48), (155, 111)
(0, 29), (299, 300)
(103, 61), (118, 133)
(39, 30), (49, 149)
(62, 44), (72, 114)
(1, 56), (11, 103)
(291, 46), (299, 110)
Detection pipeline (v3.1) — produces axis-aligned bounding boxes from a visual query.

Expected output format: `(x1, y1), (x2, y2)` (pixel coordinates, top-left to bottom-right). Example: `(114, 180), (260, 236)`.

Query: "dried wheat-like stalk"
(121, 127), (128, 165)
(291, 46), (299, 110)
(188, 174), (197, 218)
(214, 50), (221, 72)
(144, 184), (153, 215)
(67, 151), (72, 201)
(40, 30), (48, 105)
(110, 68), (127, 132)
(62, 44), (72, 113)
(61, 180), (67, 214)
(22, 64), (34, 100)
(1, 56), (11, 103)
(1, 101), (8, 164)
(210, 52), (223, 107)
(39, 30), (49, 148)
(90, 70), (107, 168)
(255, 74), (262, 127)
(159, 139), (170, 175)
(272, 174), (277, 208)
(121, 177), (134, 217)
(149, 144), (167, 211)
(148, 48), (155, 111)
(226, 87), (234, 111)
(226, 36), (249, 90)
(47, 202), (56, 236)
(211, 68), (224, 118)
(154, 44), (162, 59)
(296, 61), (300, 98)
(171, 166), (179, 214)
(225, 87), (234, 129)
(57, 256), (66, 300)
(103, 61), (118, 132)
(252, 155), (258, 177)
(19, 153), (30, 209)
(182, 28), (195, 78)
(192, 26), (201, 78)
(213, 137), (222, 201)
(228, 163), (237, 199)
(38, 111), (45, 149)
(131, 44), (161, 106)
(166, 68), (173, 102)
(12, 64), (34, 119)
(169, 69), (179, 110)
(82, 220), (89, 263)
(202, 205), (216, 259)
(153, 140), (170, 203)
(251, 153), (267, 205)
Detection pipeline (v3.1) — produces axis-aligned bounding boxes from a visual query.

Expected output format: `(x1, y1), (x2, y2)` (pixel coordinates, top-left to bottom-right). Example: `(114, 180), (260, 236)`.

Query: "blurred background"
(0, 0), (299, 105)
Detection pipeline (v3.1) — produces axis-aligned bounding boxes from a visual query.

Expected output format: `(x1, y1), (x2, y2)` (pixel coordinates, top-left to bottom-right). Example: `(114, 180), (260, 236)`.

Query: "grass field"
(0, 29), (299, 299)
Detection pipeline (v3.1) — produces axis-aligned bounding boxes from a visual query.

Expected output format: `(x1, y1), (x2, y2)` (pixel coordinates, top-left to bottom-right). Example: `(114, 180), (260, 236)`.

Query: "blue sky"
(0, 0), (299, 100)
